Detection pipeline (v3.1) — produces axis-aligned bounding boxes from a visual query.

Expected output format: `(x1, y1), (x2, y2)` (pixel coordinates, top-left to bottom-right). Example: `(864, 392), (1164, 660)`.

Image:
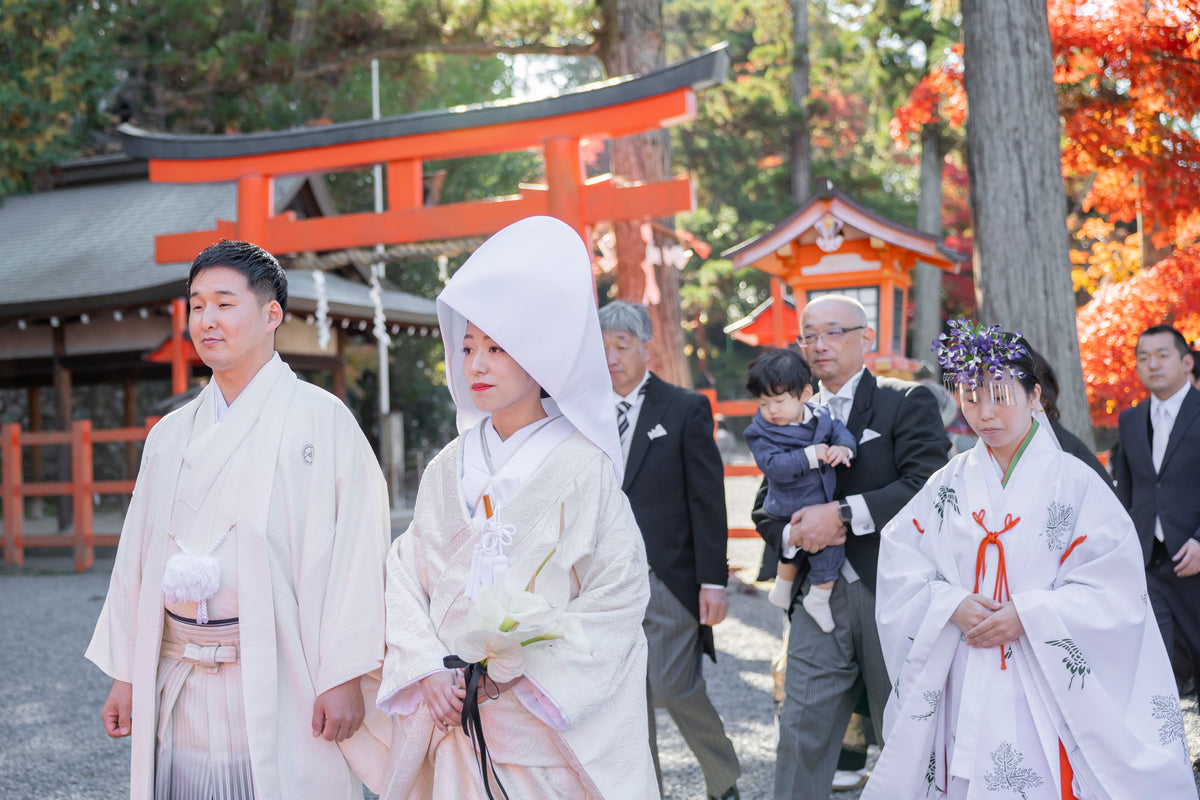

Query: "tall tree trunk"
(599, 0), (690, 387)
(961, 0), (1093, 447)
(912, 121), (944, 370)
(790, 0), (813, 205)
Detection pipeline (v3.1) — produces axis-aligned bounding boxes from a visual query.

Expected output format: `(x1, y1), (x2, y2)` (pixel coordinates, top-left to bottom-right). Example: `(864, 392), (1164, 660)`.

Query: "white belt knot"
(180, 642), (239, 666)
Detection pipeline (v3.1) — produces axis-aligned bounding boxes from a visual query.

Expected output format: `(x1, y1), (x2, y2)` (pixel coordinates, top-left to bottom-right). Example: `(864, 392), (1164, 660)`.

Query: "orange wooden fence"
(0, 391), (763, 568)
(1, 419), (157, 572)
(700, 389), (762, 539)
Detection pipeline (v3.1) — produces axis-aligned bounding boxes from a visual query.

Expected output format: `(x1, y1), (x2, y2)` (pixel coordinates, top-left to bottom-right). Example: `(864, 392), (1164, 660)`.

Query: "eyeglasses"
(799, 325), (865, 346)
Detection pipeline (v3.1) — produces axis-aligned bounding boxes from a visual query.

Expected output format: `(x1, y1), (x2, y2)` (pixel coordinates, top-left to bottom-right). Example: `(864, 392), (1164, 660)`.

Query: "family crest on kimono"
(377, 217), (659, 799)
(863, 320), (1197, 800)
(87, 240), (392, 799)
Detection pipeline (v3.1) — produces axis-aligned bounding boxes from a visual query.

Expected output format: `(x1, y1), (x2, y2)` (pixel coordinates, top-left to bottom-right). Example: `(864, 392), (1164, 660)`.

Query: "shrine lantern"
(723, 182), (964, 373)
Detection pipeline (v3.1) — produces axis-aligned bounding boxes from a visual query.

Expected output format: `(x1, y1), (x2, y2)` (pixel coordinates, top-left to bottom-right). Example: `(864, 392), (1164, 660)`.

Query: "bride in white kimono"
(863, 322), (1196, 800)
(377, 216), (660, 799)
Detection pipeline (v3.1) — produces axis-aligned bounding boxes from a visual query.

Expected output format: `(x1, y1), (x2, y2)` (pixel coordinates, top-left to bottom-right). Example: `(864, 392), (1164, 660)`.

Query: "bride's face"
(461, 322), (542, 416)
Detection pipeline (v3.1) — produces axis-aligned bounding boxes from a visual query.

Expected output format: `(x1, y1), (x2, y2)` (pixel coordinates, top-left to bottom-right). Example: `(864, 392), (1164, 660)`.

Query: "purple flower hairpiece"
(932, 319), (1026, 391)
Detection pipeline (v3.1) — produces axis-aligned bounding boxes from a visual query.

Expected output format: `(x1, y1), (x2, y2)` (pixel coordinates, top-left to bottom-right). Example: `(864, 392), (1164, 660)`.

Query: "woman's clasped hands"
(951, 593), (1025, 649)
(419, 669), (519, 733)
(420, 671), (466, 733)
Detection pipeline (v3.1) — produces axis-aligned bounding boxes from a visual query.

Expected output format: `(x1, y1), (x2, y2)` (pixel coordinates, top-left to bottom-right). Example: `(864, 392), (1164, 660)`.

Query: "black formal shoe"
(708, 786), (739, 800)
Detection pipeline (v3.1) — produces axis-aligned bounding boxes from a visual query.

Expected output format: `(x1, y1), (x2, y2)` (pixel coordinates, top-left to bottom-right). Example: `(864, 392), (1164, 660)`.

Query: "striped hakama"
(155, 613), (254, 800)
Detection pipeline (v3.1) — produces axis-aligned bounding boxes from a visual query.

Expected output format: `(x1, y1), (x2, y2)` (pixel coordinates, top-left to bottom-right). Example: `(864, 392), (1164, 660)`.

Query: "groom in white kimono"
(87, 240), (391, 799)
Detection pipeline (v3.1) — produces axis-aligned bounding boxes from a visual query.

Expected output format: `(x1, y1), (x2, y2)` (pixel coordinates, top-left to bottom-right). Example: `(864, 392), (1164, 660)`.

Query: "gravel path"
(3, 477), (1199, 799)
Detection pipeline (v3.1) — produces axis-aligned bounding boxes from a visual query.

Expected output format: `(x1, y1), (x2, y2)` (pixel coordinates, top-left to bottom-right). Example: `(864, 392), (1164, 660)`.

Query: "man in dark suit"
(599, 300), (740, 800)
(754, 295), (948, 800)
(1113, 325), (1200, 693)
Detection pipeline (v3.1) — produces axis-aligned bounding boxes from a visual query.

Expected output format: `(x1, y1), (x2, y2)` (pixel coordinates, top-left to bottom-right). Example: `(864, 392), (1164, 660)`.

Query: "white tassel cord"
(162, 524), (234, 625)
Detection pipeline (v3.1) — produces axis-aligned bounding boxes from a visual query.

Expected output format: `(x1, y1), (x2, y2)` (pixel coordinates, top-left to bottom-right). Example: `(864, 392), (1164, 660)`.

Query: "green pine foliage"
(1, 0), (111, 197)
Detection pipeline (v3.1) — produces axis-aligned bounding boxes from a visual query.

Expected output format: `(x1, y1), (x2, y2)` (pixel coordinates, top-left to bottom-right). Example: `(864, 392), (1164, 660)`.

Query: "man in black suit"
(1113, 325), (1200, 693)
(599, 300), (740, 800)
(755, 295), (948, 800)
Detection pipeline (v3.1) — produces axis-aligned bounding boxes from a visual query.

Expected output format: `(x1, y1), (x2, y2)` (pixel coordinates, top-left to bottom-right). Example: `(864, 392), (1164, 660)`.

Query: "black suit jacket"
(622, 373), (728, 656)
(1113, 386), (1200, 565)
(753, 370), (949, 592)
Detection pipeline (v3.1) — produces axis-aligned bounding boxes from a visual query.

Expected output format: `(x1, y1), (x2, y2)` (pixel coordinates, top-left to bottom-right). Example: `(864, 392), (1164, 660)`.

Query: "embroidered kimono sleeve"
(1013, 468), (1196, 796)
(517, 460), (651, 729)
(876, 472), (969, 693)
(1014, 474), (1150, 688)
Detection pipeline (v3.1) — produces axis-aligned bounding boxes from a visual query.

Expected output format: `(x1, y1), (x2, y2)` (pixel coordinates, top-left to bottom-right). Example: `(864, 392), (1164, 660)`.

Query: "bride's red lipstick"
(470, 382), (492, 391)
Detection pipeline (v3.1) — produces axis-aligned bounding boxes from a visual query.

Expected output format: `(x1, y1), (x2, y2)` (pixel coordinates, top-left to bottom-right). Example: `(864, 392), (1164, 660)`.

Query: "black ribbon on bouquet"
(443, 654), (509, 800)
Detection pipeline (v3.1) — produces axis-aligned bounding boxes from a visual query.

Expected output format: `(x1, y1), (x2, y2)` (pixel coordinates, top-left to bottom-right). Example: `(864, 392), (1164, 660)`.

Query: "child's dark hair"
(746, 348), (813, 398)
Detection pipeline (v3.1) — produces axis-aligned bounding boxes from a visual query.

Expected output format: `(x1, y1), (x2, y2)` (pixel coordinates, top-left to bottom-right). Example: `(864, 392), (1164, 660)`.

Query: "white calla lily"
(454, 628), (527, 682)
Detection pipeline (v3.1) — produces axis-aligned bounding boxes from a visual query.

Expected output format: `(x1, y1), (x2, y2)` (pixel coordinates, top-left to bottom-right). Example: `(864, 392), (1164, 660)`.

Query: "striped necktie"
(617, 382), (648, 446)
(617, 400), (632, 444)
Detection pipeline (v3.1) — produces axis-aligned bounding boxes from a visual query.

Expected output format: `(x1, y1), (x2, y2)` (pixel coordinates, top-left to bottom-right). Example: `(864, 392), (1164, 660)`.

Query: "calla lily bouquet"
(453, 547), (587, 682)
(443, 500), (587, 800)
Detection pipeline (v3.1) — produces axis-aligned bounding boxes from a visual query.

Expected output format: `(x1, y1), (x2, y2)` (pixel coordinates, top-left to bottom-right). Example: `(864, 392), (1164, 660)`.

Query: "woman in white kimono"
(376, 216), (659, 799)
(863, 321), (1196, 800)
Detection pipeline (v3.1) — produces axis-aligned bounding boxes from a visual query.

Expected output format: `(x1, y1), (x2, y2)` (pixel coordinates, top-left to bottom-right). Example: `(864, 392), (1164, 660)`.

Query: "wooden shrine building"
(723, 181), (964, 374)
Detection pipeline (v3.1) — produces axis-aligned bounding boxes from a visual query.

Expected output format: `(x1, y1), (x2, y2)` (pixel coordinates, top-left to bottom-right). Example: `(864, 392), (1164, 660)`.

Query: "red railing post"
(71, 420), (94, 572)
(2, 423), (24, 566)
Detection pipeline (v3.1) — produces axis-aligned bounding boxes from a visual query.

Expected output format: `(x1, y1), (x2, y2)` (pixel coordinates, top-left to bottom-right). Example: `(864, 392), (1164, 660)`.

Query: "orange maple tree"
(1075, 244), (1200, 426)
(891, 1), (1200, 259)
(892, 1), (1200, 424)
(1052, 0), (1200, 251)
(889, 44), (966, 146)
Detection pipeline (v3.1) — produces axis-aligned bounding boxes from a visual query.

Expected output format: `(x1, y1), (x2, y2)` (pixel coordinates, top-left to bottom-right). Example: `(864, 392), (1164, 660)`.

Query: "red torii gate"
(122, 44), (729, 391)
(124, 44), (728, 262)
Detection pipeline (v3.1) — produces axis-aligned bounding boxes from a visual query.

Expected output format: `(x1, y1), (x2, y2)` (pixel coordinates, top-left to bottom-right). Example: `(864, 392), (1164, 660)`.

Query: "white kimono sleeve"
(85, 434), (163, 682)
(302, 409), (392, 698)
(376, 520), (458, 716)
(876, 473), (970, 715)
(516, 460), (651, 730)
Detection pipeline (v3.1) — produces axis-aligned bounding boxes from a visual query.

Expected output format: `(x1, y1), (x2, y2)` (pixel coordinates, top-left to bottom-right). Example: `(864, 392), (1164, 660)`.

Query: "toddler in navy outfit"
(743, 348), (855, 631)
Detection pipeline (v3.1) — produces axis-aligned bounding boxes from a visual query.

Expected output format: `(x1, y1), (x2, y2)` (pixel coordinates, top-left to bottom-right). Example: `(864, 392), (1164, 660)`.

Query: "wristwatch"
(838, 500), (853, 527)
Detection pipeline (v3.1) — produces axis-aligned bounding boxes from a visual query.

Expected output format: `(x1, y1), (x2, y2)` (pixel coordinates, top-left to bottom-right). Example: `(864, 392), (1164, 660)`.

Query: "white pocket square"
(647, 424), (668, 440)
(859, 428), (881, 444)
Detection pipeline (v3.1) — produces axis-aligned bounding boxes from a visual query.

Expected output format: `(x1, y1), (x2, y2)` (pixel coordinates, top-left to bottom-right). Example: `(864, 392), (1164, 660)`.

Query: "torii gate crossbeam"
(120, 44), (731, 264)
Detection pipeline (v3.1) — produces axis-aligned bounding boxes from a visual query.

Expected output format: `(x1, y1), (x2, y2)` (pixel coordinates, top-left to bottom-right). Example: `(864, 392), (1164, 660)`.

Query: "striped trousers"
(775, 577), (890, 800)
(644, 571), (740, 798)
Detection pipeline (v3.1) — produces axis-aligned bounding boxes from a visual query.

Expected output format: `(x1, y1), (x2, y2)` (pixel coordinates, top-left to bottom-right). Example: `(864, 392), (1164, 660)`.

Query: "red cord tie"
(1059, 536), (1087, 565)
(912, 518), (925, 534)
(971, 509), (1020, 669)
